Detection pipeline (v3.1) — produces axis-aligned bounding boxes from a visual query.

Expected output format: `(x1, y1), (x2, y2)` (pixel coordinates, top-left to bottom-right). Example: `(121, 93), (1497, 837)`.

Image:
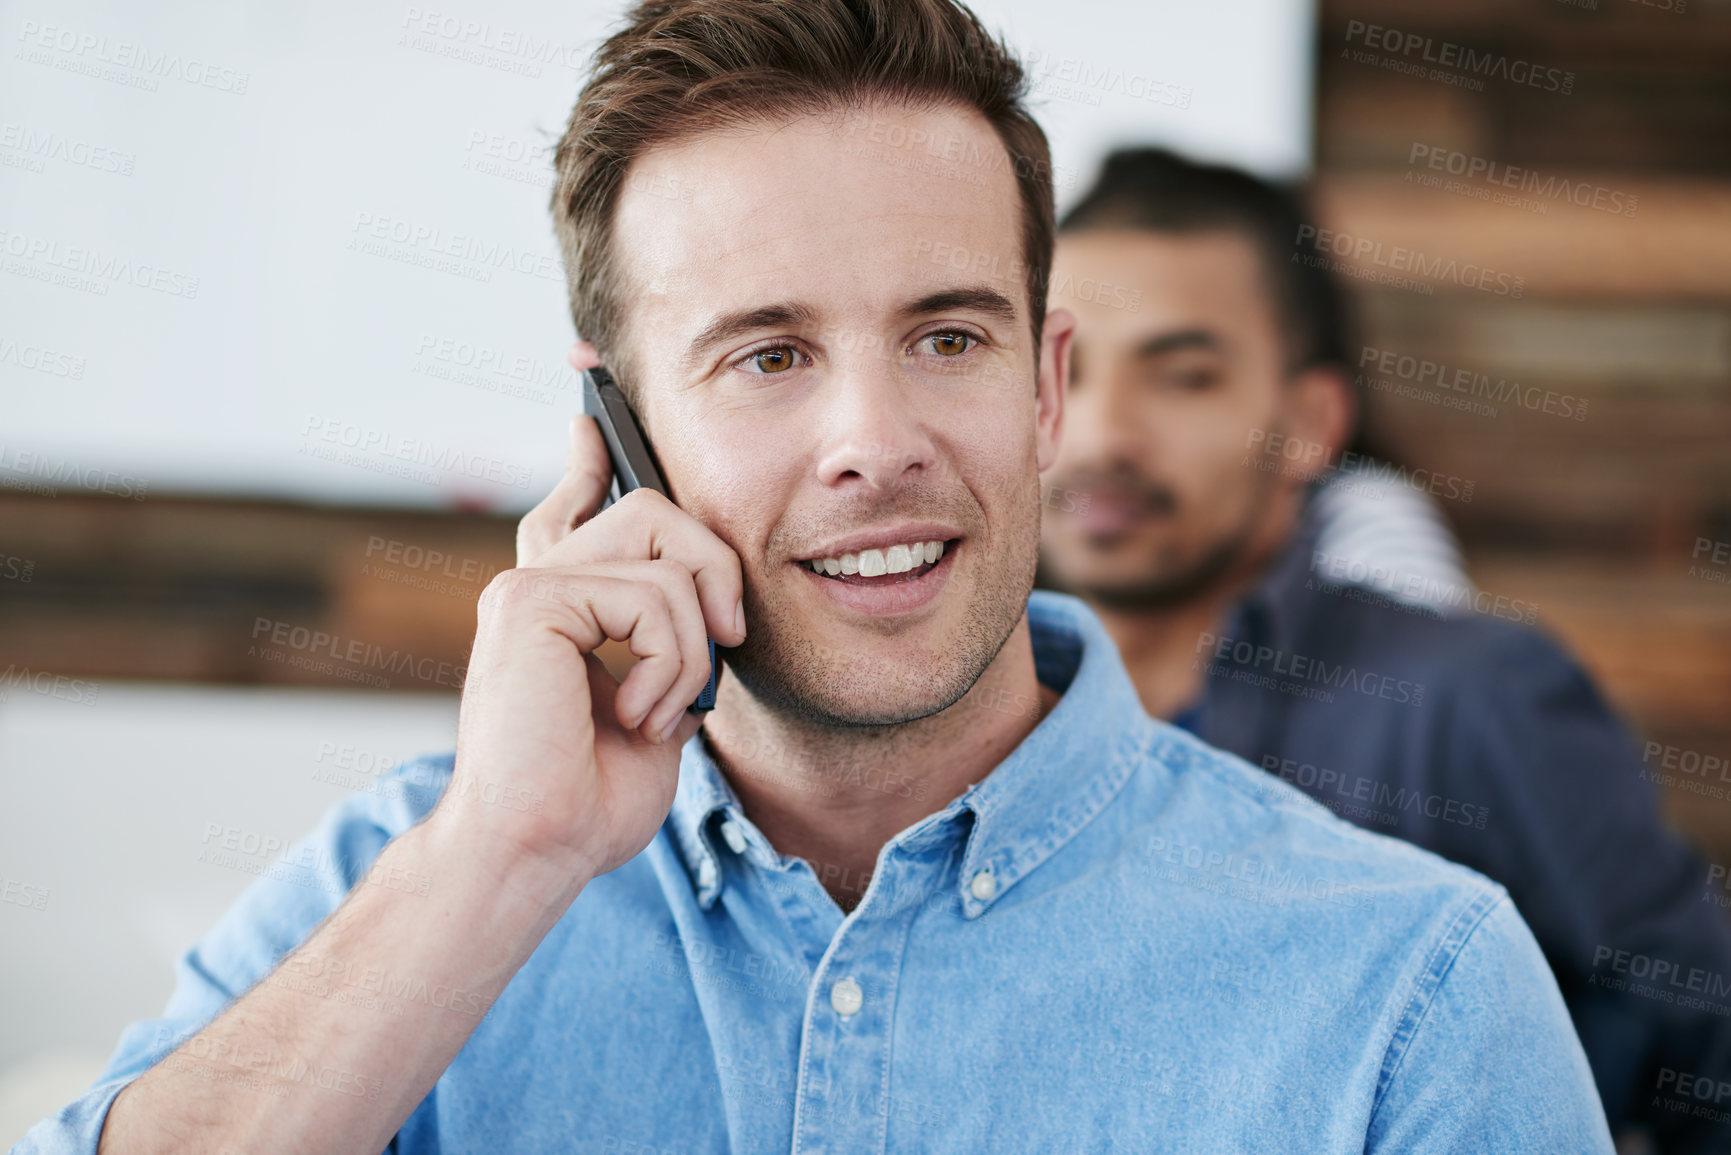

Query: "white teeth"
(805, 538), (949, 577)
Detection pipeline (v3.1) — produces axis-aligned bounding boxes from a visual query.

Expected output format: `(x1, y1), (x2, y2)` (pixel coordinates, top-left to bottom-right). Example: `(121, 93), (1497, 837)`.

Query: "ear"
(1284, 364), (1355, 483)
(1035, 307), (1075, 475)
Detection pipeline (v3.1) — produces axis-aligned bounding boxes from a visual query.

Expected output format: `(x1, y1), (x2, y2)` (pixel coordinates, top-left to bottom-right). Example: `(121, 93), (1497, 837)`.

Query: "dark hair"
(550, 0), (1055, 405)
(1059, 147), (1377, 455)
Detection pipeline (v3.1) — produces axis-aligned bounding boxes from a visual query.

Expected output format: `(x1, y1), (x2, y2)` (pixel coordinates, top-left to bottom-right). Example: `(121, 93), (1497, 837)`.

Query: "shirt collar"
(666, 590), (1154, 916)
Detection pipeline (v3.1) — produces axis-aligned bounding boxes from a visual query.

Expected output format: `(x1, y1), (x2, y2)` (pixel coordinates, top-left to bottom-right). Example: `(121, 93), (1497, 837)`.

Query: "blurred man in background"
(1037, 146), (1731, 1152)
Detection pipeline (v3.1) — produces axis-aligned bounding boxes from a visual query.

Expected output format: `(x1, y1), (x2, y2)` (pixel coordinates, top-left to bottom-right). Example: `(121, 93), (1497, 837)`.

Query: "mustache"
(1049, 467), (1178, 517)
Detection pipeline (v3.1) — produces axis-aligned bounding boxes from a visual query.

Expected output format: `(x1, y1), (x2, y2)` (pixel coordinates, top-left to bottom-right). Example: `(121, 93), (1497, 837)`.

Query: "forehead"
(1054, 228), (1280, 346)
(610, 103), (1027, 347)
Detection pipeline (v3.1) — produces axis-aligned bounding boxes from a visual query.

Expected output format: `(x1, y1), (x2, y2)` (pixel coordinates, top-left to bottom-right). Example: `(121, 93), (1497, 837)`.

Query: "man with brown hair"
(23, 2), (1612, 1152)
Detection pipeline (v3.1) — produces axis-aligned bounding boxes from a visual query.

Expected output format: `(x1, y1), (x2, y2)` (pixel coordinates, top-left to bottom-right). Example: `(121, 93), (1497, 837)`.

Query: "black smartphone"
(581, 365), (719, 714)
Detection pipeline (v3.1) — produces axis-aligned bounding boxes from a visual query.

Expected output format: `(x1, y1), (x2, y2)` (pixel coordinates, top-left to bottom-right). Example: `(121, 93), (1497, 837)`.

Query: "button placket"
(790, 847), (934, 1155)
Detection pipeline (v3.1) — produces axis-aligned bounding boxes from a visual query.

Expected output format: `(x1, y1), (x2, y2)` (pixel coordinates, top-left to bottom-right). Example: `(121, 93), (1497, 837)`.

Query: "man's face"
(608, 103), (1064, 727)
(1039, 229), (1296, 607)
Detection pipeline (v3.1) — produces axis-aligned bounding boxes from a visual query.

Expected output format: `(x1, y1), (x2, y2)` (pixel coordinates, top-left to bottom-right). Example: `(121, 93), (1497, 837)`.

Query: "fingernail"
(733, 599), (746, 639)
(659, 712), (682, 743)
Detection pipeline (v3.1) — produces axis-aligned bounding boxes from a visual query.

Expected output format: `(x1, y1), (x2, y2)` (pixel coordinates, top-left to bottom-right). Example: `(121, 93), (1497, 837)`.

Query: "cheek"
(682, 456), (781, 544)
(956, 413), (1035, 507)
(1148, 418), (1257, 518)
(1188, 396), (1280, 472)
(671, 418), (815, 570)
(654, 416), (759, 518)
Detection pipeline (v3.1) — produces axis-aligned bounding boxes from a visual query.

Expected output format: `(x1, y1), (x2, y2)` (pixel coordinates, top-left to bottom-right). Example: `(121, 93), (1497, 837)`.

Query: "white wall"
(0, 683), (459, 1144)
(1, 0), (1314, 512)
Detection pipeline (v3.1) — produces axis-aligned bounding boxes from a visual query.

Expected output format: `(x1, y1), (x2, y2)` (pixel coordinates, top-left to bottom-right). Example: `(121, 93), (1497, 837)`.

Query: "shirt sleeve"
(1367, 893), (1616, 1153)
(9, 757), (450, 1155)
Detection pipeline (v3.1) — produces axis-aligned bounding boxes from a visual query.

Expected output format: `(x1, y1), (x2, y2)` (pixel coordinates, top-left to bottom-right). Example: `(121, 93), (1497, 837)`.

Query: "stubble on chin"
(725, 499), (1041, 730)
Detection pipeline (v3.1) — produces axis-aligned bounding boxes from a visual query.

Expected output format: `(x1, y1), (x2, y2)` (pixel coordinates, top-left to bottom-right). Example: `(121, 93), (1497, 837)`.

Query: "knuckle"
(479, 568), (548, 615)
(520, 492), (559, 526)
(642, 579), (675, 618)
(477, 570), (522, 615)
(647, 556), (688, 584)
(616, 487), (668, 514)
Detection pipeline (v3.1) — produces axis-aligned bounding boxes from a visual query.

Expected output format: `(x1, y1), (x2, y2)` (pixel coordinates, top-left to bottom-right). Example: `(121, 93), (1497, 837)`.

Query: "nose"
(809, 354), (939, 493)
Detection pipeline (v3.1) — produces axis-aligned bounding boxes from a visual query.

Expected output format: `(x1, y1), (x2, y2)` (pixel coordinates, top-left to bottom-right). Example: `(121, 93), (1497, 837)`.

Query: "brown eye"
(751, 346), (796, 373)
(1164, 367), (1220, 392)
(928, 331), (972, 356)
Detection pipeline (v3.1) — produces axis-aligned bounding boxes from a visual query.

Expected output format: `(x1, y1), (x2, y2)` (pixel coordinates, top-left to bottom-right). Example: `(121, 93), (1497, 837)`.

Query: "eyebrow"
(678, 286), (1021, 370)
(1134, 328), (1224, 358)
(900, 285), (1019, 325)
(681, 302), (818, 370)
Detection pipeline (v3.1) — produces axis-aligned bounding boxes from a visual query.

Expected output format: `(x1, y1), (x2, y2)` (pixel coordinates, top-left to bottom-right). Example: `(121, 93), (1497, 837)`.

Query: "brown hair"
(549, 0), (1055, 403)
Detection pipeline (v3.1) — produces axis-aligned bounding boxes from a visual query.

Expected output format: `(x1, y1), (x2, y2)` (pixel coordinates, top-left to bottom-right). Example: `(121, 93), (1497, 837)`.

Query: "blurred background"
(2, 0), (1729, 1145)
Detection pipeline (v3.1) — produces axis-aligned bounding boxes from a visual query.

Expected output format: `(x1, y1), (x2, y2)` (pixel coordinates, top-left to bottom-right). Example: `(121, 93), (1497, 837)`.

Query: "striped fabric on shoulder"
(1307, 464), (1475, 615)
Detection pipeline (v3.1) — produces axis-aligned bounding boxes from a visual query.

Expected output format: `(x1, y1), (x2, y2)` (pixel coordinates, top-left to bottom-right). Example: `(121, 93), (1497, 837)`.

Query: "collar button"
(719, 818), (747, 854)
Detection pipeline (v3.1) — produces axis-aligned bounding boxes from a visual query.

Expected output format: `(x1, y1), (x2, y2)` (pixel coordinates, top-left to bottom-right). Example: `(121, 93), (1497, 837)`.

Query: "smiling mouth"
(800, 538), (956, 585)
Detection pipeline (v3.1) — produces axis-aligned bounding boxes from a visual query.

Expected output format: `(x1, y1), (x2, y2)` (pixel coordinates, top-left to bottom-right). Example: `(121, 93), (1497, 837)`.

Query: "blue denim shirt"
(18, 591), (1613, 1154)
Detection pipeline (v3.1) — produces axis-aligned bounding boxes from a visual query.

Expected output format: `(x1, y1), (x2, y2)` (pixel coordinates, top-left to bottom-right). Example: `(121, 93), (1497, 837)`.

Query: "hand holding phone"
(445, 369), (744, 885)
(582, 367), (719, 713)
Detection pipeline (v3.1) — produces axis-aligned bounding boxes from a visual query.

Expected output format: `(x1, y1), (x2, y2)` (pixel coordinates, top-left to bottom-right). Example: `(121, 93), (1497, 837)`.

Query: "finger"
(576, 559), (714, 738)
(516, 415), (613, 566)
(516, 570), (686, 733)
(590, 642), (703, 750)
(566, 341), (602, 372)
(668, 710), (704, 749)
(629, 562), (713, 741)
(582, 649), (627, 735)
(533, 487), (747, 649)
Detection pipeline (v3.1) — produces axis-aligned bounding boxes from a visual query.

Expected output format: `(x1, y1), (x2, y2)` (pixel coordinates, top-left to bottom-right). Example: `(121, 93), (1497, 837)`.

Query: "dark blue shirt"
(1186, 507), (1731, 1151)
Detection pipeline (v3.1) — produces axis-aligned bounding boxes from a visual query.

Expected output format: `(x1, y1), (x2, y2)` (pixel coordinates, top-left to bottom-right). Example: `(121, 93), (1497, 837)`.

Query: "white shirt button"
(696, 858), (717, 891)
(719, 819), (746, 854)
(829, 977), (863, 1017)
(969, 869), (997, 902)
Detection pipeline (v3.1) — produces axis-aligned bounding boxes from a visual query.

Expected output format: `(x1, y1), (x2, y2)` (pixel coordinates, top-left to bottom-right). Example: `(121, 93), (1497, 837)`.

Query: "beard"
(1036, 456), (1279, 612)
(721, 483), (1041, 731)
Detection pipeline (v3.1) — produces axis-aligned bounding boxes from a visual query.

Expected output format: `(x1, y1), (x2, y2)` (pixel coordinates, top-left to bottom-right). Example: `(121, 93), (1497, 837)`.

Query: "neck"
(701, 610), (1060, 914)
(1089, 486), (1304, 721)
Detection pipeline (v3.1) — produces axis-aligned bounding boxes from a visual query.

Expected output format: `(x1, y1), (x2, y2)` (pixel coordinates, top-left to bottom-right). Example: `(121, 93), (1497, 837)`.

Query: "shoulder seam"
(1369, 884), (1507, 1120)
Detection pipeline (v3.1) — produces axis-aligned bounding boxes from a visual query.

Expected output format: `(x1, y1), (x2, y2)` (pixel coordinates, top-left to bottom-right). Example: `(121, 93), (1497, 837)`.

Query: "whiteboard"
(0, 0), (1314, 511)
